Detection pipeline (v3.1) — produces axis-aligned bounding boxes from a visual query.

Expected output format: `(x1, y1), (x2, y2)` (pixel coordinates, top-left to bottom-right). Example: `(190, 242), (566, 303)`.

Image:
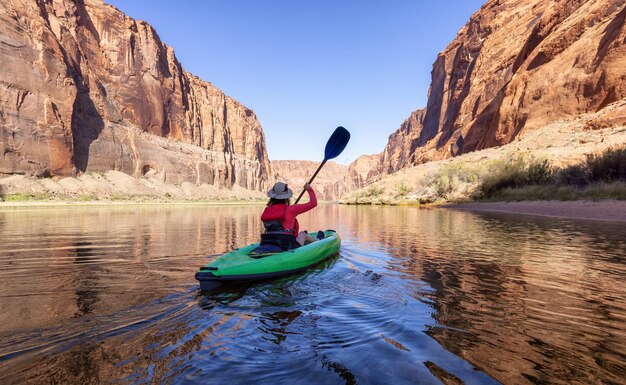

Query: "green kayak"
(195, 230), (341, 290)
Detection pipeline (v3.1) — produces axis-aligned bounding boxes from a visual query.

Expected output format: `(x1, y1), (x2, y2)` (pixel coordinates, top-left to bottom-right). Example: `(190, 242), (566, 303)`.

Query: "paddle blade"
(324, 126), (351, 160)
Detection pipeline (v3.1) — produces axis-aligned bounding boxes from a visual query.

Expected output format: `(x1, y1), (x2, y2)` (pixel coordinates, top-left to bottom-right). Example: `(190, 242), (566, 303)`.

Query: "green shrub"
(478, 154), (553, 197)
(527, 159), (552, 184)
(394, 182), (413, 198)
(341, 183), (386, 204)
(421, 163), (481, 201)
(110, 194), (132, 201)
(482, 182), (626, 201)
(477, 146), (626, 201)
(434, 172), (455, 197)
(555, 164), (587, 187)
(362, 184), (384, 198)
(585, 146), (626, 183)
(479, 156), (524, 197)
(5, 193), (39, 201)
(554, 146), (626, 187)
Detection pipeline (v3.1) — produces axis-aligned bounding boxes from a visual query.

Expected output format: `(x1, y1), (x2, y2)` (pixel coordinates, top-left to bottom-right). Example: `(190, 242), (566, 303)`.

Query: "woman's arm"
(290, 185), (317, 215)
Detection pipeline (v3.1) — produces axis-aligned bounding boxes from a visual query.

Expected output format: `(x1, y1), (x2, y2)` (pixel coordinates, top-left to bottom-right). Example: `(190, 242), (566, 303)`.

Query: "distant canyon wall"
(357, 0), (626, 184)
(271, 160), (351, 201)
(269, 156), (381, 201)
(0, 0), (271, 190)
(346, 153), (381, 190)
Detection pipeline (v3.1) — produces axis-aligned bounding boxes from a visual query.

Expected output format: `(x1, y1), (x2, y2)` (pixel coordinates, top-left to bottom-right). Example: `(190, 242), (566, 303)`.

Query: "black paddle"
(294, 126), (351, 204)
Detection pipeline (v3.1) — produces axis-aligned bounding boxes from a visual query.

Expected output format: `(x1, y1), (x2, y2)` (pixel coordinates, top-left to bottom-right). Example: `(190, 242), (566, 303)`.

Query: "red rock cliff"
(365, 0), (626, 182)
(0, 0), (271, 190)
(347, 154), (381, 190)
(379, 109), (426, 174)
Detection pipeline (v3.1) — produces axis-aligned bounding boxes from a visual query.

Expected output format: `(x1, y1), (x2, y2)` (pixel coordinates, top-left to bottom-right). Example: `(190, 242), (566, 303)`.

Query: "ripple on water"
(0, 206), (625, 384)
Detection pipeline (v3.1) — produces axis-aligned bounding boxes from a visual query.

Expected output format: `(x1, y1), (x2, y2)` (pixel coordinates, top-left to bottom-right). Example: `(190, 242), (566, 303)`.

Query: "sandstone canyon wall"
(0, 0), (271, 190)
(361, 0), (626, 183)
(271, 160), (350, 201)
(378, 109), (426, 175)
(346, 153), (381, 190)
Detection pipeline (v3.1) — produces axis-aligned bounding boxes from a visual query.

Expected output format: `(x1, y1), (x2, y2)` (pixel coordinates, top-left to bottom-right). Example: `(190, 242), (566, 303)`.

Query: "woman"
(260, 181), (318, 250)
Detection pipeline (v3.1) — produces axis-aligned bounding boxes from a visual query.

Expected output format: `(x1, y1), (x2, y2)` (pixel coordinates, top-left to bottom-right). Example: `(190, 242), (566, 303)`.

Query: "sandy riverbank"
(444, 200), (626, 222)
(0, 171), (268, 203)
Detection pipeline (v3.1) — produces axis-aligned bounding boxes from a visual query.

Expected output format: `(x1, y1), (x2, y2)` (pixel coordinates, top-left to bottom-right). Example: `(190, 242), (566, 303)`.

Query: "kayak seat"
(249, 243), (283, 258)
(260, 233), (301, 251)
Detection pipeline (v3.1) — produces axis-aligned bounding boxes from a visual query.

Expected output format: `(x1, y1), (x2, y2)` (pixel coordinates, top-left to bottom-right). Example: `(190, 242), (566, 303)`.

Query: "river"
(0, 204), (624, 384)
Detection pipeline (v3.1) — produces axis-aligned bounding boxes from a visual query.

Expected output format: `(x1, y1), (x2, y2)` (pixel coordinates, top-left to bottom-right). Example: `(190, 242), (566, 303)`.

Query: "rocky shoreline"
(0, 170), (266, 204)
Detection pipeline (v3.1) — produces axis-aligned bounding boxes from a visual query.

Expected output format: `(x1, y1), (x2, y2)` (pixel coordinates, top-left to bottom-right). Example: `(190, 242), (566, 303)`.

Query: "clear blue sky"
(106, 0), (485, 164)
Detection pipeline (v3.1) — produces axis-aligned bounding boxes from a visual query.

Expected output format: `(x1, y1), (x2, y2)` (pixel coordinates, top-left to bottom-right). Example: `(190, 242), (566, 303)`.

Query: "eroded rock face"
(379, 109), (426, 174)
(347, 154), (381, 190)
(0, 0), (271, 190)
(367, 0), (626, 182)
(271, 160), (350, 201)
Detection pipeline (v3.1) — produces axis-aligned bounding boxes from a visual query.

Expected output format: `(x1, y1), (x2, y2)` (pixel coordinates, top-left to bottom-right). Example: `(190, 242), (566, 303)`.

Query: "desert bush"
(482, 182), (626, 201)
(526, 159), (552, 184)
(435, 163), (479, 198)
(341, 183), (386, 204)
(362, 184), (384, 198)
(554, 146), (626, 187)
(555, 164), (587, 187)
(433, 171), (460, 198)
(478, 154), (553, 197)
(394, 182), (413, 198)
(5, 193), (39, 201)
(477, 147), (626, 201)
(585, 146), (626, 183)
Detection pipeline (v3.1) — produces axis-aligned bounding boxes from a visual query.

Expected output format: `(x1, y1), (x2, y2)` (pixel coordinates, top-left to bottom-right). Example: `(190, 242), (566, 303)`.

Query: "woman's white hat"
(268, 182), (293, 199)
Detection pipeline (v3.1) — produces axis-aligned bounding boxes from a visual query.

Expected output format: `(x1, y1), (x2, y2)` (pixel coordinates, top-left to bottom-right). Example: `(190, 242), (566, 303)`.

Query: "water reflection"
(0, 205), (624, 384)
(73, 240), (100, 317)
(259, 310), (303, 345)
(351, 207), (626, 385)
(0, 206), (263, 333)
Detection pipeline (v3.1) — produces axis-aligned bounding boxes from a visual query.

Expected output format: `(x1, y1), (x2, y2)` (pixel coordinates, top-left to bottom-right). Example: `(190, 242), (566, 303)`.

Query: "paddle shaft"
(294, 159), (327, 204)
(292, 126), (350, 204)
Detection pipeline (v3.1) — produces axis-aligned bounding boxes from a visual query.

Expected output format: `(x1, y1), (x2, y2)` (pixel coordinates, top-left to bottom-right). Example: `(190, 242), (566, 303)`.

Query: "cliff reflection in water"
(334, 206), (626, 384)
(0, 206), (264, 333)
(0, 205), (624, 384)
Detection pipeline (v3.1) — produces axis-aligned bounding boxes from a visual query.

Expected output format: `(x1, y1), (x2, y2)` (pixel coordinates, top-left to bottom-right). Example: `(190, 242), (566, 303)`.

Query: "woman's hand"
(304, 182), (311, 190)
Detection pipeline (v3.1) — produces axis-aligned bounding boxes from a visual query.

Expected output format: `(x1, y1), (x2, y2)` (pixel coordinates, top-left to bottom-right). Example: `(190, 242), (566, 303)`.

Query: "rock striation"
(358, 0), (626, 185)
(0, 0), (271, 190)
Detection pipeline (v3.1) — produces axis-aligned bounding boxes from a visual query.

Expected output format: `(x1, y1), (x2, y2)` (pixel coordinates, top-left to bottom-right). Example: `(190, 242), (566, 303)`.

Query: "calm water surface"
(0, 205), (624, 384)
